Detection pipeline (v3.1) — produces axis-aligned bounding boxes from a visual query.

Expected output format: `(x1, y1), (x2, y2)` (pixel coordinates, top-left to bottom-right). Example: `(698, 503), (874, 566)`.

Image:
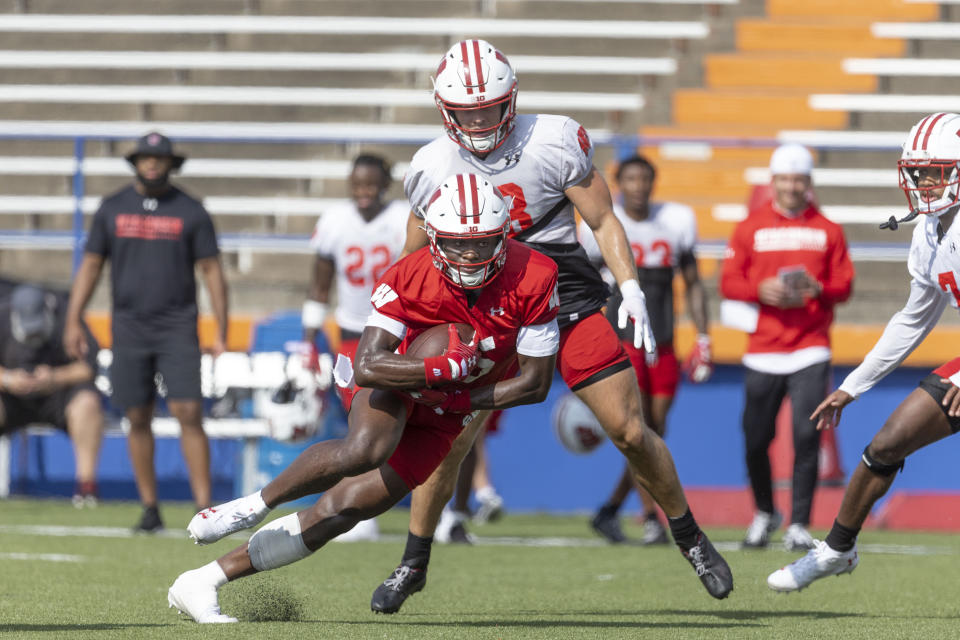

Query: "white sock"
(197, 560), (229, 588)
(250, 490), (270, 517)
(476, 486), (498, 502)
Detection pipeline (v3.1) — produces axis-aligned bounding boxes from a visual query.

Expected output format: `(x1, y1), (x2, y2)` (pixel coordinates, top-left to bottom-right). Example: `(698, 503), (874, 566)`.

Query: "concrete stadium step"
(736, 20), (906, 56)
(489, 0), (724, 21)
(704, 54), (877, 91)
(672, 89), (848, 128)
(766, 0), (938, 21)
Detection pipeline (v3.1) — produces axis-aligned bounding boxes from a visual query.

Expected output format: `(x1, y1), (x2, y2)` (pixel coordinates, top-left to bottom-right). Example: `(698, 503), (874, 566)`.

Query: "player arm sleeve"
(84, 206), (110, 256)
(365, 310), (408, 341)
(516, 319), (560, 357)
(838, 279), (947, 399)
(192, 208), (220, 260)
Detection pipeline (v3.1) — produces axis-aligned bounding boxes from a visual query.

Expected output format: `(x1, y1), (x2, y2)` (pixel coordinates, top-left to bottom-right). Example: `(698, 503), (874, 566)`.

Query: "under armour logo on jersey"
(488, 306), (505, 317)
(503, 151), (522, 167)
(371, 283), (398, 309)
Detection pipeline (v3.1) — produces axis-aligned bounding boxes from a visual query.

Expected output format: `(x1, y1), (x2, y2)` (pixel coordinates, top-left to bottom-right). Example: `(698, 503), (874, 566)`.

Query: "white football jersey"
(579, 201), (698, 268)
(840, 214), (960, 399)
(908, 214), (960, 308)
(309, 200), (408, 333)
(405, 113), (594, 244)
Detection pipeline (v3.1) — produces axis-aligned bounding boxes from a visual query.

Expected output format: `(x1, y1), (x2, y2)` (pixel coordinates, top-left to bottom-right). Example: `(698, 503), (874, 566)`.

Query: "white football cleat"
(783, 523), (816, 552)
(167, 569), (237, 623)
(333, 517), (380, 542)
(188, 494), (268, 545)
(767, 540), (859, 592)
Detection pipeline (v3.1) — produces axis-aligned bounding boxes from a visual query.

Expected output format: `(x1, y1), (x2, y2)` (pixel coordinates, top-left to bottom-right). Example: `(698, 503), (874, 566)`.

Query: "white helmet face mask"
(423, 173), (510, 289)
(433, 39), (518, 155)
(899, 112), (960, 218)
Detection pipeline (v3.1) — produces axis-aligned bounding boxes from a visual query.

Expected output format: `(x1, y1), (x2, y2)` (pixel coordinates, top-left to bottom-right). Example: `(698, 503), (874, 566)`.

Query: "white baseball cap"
(769, 143), (813, 176)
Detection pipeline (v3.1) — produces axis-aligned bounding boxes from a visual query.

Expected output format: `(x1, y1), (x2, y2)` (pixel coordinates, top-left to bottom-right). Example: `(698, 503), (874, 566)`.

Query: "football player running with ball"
(768, 113), (960, 592)
(169, 175), (561, 623)
(370, 39), (732, 613)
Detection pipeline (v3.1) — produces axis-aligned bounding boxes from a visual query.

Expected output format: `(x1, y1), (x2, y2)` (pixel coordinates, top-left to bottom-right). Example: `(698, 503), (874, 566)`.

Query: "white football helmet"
(423, 173), (510, 289)
(261, 378), (325, 442)
(433, 39), (518, 154)
(551, 393), (606, 455)
(899, 112), (960, 217)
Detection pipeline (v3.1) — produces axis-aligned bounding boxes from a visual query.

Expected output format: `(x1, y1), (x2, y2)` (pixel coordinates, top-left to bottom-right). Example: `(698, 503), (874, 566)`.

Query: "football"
(406, 323), (474, 358)
(551, 392), (607, 455)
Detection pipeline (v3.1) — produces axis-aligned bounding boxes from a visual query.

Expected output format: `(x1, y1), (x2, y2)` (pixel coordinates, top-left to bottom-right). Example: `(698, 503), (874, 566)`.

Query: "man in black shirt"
(64, 132), (229, 532)
(0, 284), (103, 506)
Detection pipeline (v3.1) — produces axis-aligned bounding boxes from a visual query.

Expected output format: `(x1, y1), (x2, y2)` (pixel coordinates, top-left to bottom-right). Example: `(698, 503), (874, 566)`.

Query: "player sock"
(197, 560), (229, 588)
(401, 531), (433, 567)
(667, 509), (700, 550)
(824, 519), (860, 552)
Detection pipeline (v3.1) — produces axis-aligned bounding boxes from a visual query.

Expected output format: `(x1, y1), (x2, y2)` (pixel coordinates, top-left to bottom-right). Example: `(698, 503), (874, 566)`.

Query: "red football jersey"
(369, 240), (560, 389)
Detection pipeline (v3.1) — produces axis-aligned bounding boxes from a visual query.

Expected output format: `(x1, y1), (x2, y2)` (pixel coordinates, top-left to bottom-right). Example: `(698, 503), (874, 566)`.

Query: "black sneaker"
(680, 531), (734, 599)
(132, 505), (163, 533)
(590, 505), (627, 543)
(370, 562), (427, 614)
(448, 521), (474, 544)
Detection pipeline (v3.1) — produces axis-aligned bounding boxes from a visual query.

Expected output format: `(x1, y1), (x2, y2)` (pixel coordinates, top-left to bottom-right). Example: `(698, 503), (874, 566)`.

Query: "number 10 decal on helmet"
(433, 39), (518, 154)
(423, 173), (510, 289)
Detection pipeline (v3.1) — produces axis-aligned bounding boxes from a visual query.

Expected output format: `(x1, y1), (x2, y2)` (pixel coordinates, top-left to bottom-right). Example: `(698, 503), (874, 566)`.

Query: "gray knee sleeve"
(248, 513), (312, 571)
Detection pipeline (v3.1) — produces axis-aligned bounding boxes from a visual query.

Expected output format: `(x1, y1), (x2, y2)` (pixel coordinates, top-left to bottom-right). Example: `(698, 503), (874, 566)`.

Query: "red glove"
(408, 388), (472, 414)
(303, 342), (321, 372)
(423, 325), (478, 386)
(684, 334), (713, 384)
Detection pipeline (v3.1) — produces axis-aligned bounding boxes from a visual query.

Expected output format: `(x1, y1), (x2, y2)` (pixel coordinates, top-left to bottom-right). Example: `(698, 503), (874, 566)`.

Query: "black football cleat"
(370, 562), (427, 614)
(132, 505), (164, 533)
(590, 505), (627, 544)
(680, 531), (734, 599)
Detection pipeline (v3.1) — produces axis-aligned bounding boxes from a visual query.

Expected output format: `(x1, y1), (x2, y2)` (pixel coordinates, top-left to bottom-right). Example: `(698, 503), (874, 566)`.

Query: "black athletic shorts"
(0, 382), (98, 434)
(110, 337), (202, 410)
(918, 373), (960, 434)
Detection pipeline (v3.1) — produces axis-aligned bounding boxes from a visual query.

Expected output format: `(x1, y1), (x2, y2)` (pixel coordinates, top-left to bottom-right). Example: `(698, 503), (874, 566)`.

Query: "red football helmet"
(433, 39), (518, 154)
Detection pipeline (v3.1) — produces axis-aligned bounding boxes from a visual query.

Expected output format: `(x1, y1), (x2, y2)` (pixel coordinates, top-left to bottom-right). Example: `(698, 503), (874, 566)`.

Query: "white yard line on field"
(0, 524), (956, 556)
(0, 551), (84, 562)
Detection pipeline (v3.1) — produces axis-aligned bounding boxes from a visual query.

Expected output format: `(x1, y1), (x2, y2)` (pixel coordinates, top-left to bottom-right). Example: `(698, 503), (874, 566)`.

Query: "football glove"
(617, 279), (657, 360)
(423, 325), (478, 386)
(408, 388), (472, 414)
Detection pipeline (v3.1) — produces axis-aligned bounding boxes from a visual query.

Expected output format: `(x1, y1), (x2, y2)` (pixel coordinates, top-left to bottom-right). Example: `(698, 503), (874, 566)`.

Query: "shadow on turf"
(0, 624), (167, 632)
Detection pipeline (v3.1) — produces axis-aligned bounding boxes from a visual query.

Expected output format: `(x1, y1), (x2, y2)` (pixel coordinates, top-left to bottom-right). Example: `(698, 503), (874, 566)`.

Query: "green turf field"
(1, 498), (958, 639)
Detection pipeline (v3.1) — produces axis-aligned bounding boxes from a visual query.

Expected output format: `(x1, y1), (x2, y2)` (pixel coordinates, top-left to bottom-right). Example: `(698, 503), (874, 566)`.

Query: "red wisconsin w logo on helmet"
(458, 39), (487, 96)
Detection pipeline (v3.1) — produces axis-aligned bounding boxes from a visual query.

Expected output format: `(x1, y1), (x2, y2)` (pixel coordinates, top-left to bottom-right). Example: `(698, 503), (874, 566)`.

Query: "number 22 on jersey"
(345, 245), (392, 287)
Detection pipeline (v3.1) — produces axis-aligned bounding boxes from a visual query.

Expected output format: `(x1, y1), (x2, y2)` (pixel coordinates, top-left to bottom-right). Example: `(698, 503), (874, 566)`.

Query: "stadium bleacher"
(0, 0), (957, 333)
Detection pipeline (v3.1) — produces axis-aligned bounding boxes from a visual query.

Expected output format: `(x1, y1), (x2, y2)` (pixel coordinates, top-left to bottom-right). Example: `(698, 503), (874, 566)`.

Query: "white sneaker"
(435, 508), (474, 544)
(767, 540), (859, 592)
(742, 510), (783, 549)
(167, 568), (237, 623)
(783, 523), (816, 551)
(473, 487), (504, 525)
(333, 517), (380, 542)
(188, 493), (269, 545)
